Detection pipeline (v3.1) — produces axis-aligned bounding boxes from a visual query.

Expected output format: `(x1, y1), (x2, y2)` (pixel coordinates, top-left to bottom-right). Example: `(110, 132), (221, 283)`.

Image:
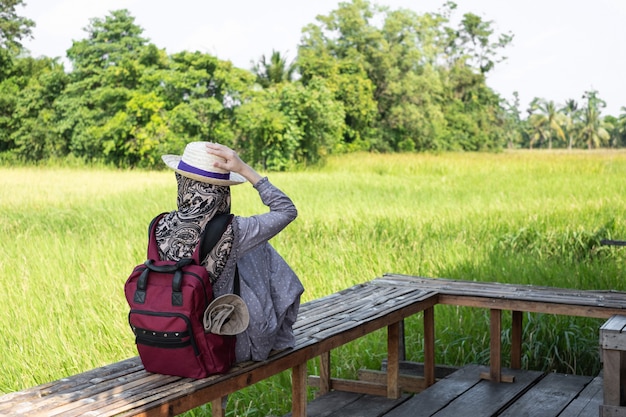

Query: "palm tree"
(560, 99), (579, 149)
(616, 106), (626, 147)
(579, 91), (610, 149)
(527, 98), (566, 149)
(251, 50), (296, 88)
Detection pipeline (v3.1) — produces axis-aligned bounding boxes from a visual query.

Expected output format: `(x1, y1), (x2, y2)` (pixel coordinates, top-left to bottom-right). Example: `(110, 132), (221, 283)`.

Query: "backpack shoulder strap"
(146, 212), (167, 260)
(196, 213), (234, 262)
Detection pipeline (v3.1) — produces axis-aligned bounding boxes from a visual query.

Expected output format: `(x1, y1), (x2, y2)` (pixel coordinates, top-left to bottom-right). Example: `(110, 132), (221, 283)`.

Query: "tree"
(236, 78), (344, 170)
(298, 0), (511, 152)
(251, 50), (296, 88)
(0, 0), (33, 51)
(0, 0), (35, 80)
(579, 90), (610, 149)
(527, 98), (565, 149)
(560, 99), (579, 149)
(500, 92), (524, 149)
(58, 9), (155, 164)
(615, 107), (626, 147)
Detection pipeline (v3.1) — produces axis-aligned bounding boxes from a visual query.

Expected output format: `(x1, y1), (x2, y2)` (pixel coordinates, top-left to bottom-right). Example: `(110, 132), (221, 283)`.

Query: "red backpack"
(124, 213), (236, 379)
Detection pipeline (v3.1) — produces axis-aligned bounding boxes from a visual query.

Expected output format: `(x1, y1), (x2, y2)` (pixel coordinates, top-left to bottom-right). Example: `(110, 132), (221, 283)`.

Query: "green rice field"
(1, 150), (625, 416)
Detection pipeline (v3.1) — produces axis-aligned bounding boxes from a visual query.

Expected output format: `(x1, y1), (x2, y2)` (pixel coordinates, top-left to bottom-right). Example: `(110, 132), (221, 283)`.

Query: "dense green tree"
(56, 9), (152, 162)
(236, 77), (344, 170)
(298, 0), (510, 152)
(10, 57), (68, 160)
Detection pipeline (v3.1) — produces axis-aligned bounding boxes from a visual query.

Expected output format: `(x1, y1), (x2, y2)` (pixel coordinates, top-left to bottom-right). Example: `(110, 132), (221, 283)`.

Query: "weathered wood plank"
(384, 365), (483, 417)
(321, 392), (410, 417)
(560, 374), (604, 417)
(377, 275), (626, 317)
(282, 390), (365, 417)
(428, 367), (543, 417)
(498, 373), (592, 416)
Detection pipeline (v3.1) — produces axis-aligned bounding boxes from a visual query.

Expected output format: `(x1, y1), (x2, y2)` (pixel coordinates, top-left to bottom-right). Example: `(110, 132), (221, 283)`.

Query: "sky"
(17, 0), (626, 116)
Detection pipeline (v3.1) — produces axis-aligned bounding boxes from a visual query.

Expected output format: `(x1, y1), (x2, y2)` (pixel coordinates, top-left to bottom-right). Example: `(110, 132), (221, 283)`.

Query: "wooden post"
(387, 322), (401, 399)
(423, 306), (435, 387)
(489, 309), (502, 382)
(399, 319), (406, 361)
(292, 363), (308, 417)
(479, 309), (515, 383)
(211, 396), (227, 417)
(318, 351), (331, 397)
(511, 310), (523, 369)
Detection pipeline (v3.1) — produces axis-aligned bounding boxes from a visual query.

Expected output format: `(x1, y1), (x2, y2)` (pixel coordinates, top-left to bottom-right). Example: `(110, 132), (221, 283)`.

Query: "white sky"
(18, 0), (626, 116)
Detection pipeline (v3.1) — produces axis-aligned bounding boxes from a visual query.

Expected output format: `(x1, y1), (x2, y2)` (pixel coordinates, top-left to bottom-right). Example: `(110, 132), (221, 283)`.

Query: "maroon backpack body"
(124, 213), (236, 379)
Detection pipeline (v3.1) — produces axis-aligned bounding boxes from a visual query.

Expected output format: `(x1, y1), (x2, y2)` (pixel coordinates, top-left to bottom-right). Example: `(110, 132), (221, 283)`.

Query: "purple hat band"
(177, 160), (230, 180)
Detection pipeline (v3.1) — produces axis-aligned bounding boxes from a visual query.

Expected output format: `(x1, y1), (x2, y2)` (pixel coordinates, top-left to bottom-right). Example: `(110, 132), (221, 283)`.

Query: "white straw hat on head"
(161, 141), (246, 186)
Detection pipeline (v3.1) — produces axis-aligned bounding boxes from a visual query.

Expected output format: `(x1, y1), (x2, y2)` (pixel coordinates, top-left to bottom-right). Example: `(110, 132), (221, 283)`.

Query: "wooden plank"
(560, 374), (604, 417)
(438, 294), (619, 319)
(380, 361), (459, 380)
(356, 370), (427, 392)
(323, 392), (410, 417)
(601, 315), (626, 332)
(378, 274), (617, 301)
(498, 373), (593, 416)
(604, 349), (623, 405)
(602, 319), (626, 350)
(0, 358), (146, 411)
(377, 275), (626, 317)
(282, 390), (364, 417)
(307, 376), (388, 396)
(384, 365), (484, 417)
(425, 367), (544, 417)
(600, 405), (626, 417)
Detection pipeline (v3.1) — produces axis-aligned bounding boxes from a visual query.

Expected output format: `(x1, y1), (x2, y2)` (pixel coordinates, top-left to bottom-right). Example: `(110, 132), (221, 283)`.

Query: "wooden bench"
(4, 274), (626, 416)
(378, 274), (626, 385)
(0, 280), (438, 417)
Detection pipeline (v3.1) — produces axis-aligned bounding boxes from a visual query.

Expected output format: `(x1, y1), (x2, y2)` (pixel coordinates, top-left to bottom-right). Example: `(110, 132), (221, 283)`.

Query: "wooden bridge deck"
(287, 364), (603, 417)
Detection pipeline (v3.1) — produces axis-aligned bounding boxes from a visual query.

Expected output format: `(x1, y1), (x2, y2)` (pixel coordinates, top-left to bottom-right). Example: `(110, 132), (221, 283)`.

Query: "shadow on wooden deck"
(284, 364), (602, 417)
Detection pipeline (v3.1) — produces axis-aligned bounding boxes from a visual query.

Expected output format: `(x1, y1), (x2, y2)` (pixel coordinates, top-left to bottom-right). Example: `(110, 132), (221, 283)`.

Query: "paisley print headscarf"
(155, 173), (234, 283)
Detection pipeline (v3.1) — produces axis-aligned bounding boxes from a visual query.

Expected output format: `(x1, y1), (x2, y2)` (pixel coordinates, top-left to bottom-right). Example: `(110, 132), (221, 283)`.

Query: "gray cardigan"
(213, 177), (304, 362)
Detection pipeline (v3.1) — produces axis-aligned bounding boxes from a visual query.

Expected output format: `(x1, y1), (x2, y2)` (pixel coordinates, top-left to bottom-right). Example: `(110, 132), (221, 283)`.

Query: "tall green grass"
(1, 150), (625, 416)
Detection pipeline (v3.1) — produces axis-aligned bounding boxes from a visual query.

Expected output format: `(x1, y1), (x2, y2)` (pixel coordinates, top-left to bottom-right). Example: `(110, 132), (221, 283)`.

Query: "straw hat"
(203, 294), (250, 335)
(162, 141), (246, 186)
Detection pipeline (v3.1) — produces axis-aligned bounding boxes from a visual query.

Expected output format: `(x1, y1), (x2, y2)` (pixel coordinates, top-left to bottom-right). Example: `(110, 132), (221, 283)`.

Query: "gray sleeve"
(234, 177), (297, 256)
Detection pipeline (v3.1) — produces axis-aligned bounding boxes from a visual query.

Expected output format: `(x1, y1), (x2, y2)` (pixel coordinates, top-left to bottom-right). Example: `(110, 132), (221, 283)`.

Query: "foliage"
(0, 1), (624, 170)
(235, 78), (344, 170)
(0, 0), (34, 55)
(298, 0), (511, 152)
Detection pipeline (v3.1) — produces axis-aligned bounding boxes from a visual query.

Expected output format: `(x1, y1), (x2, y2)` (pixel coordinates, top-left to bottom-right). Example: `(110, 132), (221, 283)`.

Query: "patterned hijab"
(155, 173), (234, 283)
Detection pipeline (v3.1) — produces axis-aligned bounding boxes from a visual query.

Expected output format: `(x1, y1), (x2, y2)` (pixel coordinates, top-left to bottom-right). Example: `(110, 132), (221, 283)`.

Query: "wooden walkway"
(288, 364), (603, 417)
